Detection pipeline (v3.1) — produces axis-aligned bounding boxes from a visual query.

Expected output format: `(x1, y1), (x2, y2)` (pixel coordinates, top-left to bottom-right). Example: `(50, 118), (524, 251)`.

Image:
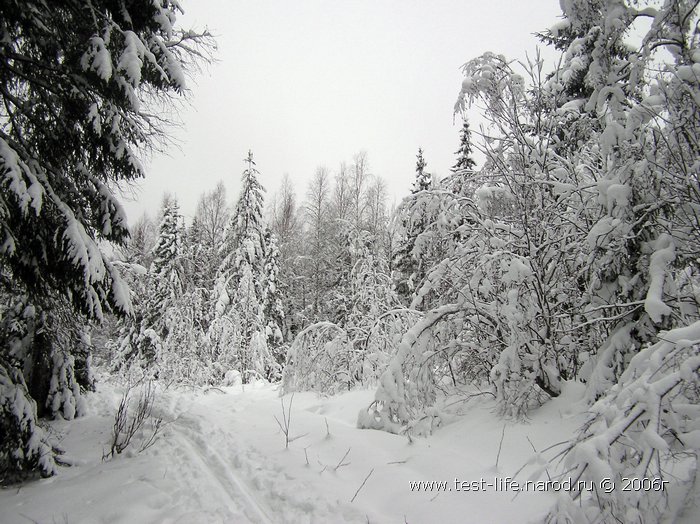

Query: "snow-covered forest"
(1, 0), (700, 523)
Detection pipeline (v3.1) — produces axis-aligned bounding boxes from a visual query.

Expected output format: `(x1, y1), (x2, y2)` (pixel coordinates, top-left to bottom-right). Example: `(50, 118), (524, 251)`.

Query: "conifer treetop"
(412, 148), (432, 193)
(452, 118), (477, 173)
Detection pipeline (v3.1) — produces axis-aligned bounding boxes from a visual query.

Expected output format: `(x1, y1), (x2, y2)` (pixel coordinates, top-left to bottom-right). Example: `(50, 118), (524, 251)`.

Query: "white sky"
(120, 0), (563, 224)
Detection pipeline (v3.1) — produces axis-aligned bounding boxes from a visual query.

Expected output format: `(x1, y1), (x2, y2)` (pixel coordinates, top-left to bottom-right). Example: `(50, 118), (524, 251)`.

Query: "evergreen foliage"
(412, 148), (431, 193)
(446, 118), (478, 197)
(0, 0), (212, 480)
(212, 151), (273, 383)
(451, 119), (477, 173)
(262, 229), (286, 379)
(392, 148), (450, 303)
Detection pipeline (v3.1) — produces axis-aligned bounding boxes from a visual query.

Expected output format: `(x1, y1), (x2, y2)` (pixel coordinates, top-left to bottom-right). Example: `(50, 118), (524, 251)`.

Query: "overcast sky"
(120, 0), (563, 224)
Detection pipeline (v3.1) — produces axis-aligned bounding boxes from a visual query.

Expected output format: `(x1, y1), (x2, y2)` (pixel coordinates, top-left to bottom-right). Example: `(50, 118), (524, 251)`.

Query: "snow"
(599, 121), (626, 156)
(87, 37), (114, 82)
(0, 363), (57, 478)
(0, 137), (43, 216)
(604, 183), (631, 212)
(548, 19), (570, 37)
(118, 32), (146, 87)
(3, 0), (700, 521)
(586, 216), (630, 249)
(502, 257), (532, 284)
(644, 233), (675, 323)
(0, 380), (595, 523)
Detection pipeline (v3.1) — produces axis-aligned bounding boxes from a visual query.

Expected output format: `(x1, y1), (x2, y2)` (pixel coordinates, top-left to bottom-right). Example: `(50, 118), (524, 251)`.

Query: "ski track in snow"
(9, 382), (695, 523)
(159, 387), (362, 524)
(169, 410), (274, 524)
(0, 382), (562, 523)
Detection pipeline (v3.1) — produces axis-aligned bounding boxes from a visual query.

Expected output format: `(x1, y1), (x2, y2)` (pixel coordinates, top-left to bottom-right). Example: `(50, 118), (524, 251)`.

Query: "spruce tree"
(412, 148), (432, 193)
(149, 196), (184, 352)
(452, 118), (477, 173)
(151, 197), (183, 287)
(115, 196), (183, 369)
(212, 151), (273, 382)
(392, 148), (434, 301)
(0, 0), (212, 480)
(184, 215), (207, 292)
(261, 229), (286, 379)
(216, 151), (266, 299)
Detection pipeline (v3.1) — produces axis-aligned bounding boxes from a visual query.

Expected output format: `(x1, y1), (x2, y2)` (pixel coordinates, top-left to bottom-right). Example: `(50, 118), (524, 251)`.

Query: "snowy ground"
(1, 380), (691, 523)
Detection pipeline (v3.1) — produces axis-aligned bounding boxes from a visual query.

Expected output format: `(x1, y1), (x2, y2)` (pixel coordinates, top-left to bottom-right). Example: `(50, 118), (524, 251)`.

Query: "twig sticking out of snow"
(288, 432), (310, 444)
(525, 435), (536, 453)
(334, 447), (351, 471)
(324, 417), (331, 440)
(273, 393), (309, 449)
(525, 435), (551, 481)
(351, 468), (375, 503)
(495, 423), (506, 470)
(274, 393), (295, 449)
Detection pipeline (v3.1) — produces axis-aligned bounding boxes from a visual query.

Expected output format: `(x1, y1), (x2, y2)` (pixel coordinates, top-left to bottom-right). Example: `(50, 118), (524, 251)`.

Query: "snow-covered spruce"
(112, 195), (218, 385)
(0, 357), (56, 483)
(211, 151), (276, 383)
(261, 228), (286, 379)
(0, 0), (212, 479)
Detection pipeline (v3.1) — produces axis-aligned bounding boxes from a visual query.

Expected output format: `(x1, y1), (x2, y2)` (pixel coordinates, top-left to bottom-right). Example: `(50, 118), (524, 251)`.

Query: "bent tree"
(361, 1), (699, 520)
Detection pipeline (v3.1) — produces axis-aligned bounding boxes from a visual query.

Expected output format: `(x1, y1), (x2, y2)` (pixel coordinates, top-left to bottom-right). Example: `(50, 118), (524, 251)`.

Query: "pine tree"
(118, 206), (214, 385)
(0, 0), (212, 480)
(149, 196), (184, 358)
(173, 216), (211, 382)
(0, 351), (56, 483)
(216, 151), (266, 303)
(184, 215), (207, 291)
